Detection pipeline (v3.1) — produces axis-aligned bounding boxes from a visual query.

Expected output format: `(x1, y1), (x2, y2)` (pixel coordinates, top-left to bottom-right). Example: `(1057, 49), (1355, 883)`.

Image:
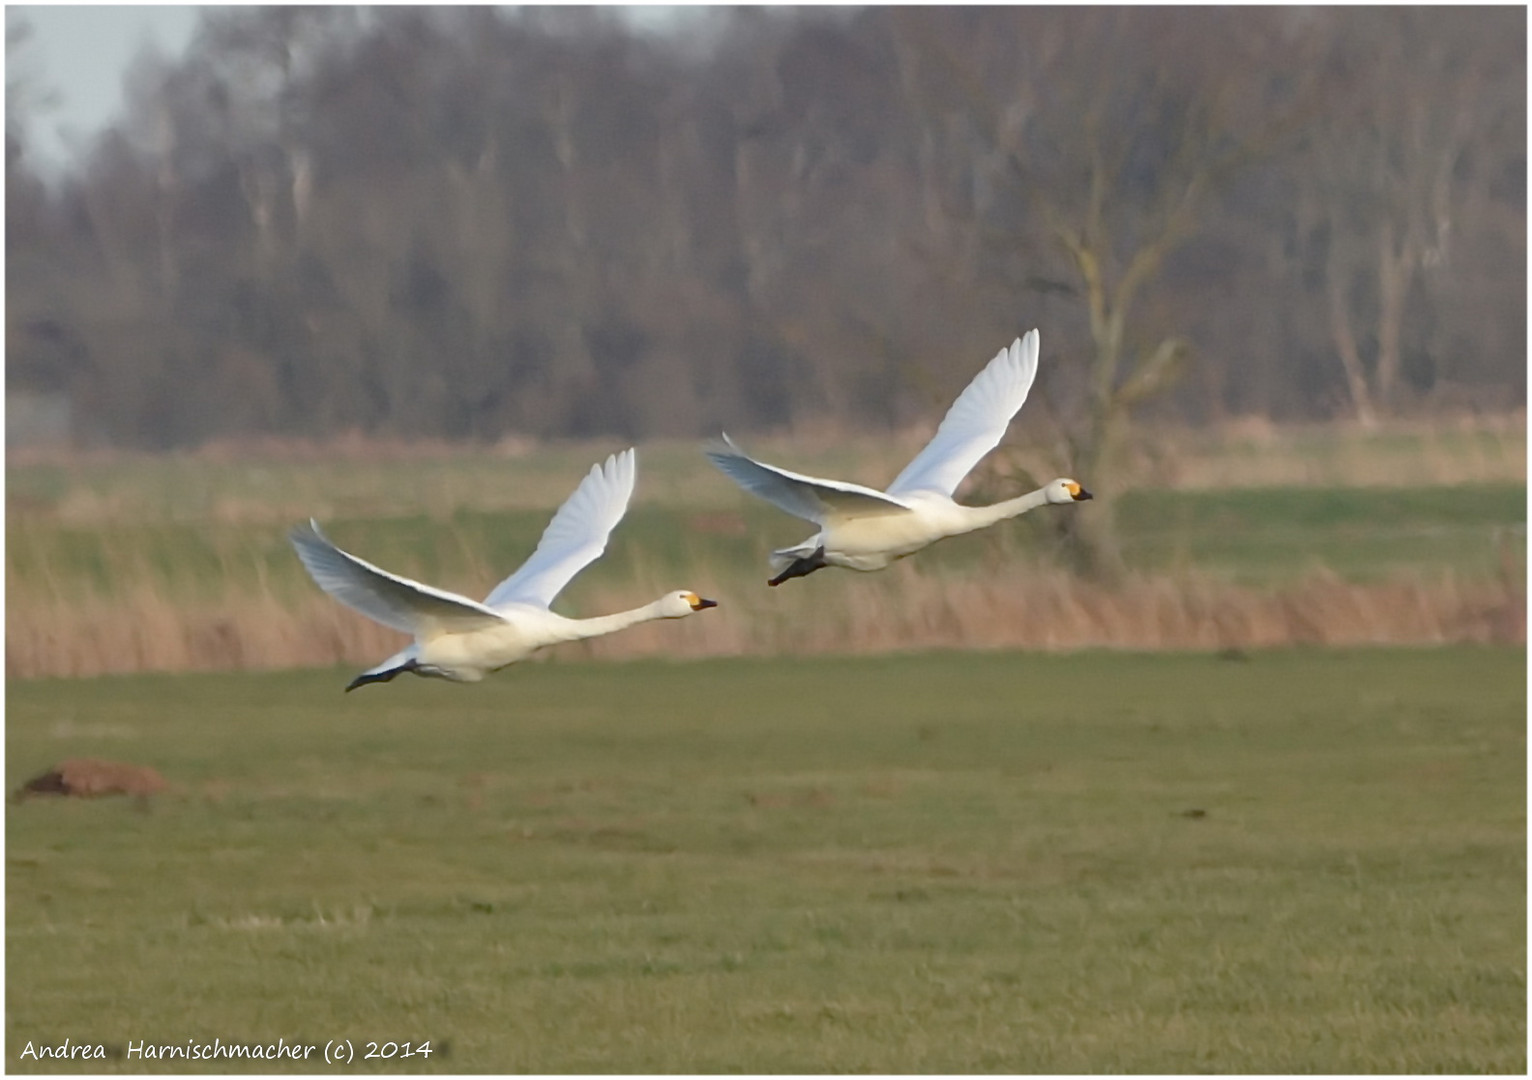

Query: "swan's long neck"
(555, 599), (674, 643)
(959, 487), (1054, 532)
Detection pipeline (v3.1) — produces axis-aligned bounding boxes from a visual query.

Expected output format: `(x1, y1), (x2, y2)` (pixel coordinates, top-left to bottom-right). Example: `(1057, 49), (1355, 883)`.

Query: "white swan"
(706, 330), (1092, 586)
(290, 449), (717, 690)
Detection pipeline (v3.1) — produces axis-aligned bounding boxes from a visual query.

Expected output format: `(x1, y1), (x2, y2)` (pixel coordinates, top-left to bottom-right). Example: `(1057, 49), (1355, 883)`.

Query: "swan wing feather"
(705, 434), (913, 524)
(484, 448), (636, 610)
(886, 330), (1040, 498)
(290, 521), (508, 635)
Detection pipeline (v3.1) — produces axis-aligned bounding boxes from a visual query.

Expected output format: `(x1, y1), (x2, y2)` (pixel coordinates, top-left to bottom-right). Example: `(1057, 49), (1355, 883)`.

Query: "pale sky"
(8, 5), (203, 175)
(6, 5), (698, 177)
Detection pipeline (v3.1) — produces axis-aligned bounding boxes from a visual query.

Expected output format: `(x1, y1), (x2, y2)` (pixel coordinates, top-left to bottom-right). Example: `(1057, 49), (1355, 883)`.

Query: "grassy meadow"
(6, 648), (1526, 1072)
(5, 420), (1527, 1071)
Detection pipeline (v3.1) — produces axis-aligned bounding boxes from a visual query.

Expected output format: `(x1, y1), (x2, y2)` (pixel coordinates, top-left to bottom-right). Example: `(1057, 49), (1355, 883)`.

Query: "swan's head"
(1046, 478), (1094, 505)
(660, 590), (719, 618)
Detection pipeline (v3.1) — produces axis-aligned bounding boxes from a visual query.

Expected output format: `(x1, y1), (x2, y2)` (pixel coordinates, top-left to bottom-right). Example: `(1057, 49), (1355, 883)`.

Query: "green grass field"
(7, 648), (1524, 1072)
(8, 420), (1523, 526)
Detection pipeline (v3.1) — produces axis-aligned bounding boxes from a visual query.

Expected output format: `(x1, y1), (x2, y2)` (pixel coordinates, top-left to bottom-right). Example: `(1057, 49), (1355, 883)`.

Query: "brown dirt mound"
(16, 758), (169, 799)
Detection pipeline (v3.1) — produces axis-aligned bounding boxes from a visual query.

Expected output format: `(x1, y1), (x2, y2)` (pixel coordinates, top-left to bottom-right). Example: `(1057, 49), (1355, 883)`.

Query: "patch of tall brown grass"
(782, 566), (1525, 655)
(8, 565), (1522, 681)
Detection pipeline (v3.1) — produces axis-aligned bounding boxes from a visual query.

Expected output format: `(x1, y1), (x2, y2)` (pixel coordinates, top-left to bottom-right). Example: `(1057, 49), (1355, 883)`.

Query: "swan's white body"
(706, 331), (1092, 585)
(290, 449), (716, 689)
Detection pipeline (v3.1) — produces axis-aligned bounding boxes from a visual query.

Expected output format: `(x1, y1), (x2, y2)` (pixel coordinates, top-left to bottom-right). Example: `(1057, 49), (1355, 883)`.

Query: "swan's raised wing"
(886, 330), (1040, 499)
(705, 434), (913, 524)
(484, 449), (637, 611)
(290, 521), (508, 635)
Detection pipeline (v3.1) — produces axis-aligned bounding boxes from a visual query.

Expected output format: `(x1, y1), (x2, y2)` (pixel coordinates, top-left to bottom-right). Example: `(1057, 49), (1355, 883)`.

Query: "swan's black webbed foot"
(345, 658), (420, 692)
(767, 547), (828, 587)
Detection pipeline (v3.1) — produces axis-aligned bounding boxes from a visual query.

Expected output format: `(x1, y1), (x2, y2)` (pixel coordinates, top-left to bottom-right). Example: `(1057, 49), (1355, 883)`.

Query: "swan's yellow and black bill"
(687, 594), (719, 611)
(1067, 482), (1094, 501)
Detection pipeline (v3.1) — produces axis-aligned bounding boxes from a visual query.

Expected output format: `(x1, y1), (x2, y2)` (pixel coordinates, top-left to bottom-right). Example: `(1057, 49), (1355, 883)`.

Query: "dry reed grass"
(8, 564), (1522, 681)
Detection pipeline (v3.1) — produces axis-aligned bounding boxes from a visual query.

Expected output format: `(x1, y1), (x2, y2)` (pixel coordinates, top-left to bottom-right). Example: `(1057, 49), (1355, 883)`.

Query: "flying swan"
(290, 449), (717, 690)
(706, 330), (1092, 586)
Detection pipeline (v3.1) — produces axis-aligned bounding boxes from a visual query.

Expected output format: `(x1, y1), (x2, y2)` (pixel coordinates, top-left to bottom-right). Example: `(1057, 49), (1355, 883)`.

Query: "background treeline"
(6, 6), (1525, 451)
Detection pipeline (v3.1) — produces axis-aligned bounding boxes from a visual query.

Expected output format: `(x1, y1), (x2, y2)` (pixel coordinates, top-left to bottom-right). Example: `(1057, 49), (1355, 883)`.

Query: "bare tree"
(889, 8), (1319, 577)
(1306, 8), (1523, 424)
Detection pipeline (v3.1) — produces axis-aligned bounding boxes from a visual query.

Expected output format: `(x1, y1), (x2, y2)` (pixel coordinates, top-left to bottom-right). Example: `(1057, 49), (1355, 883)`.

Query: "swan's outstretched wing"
(290, 521), (508, 635)
(484, 449), (637, 610)
(705, 434), (913, 524)
(886, 330), (1040, 499)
